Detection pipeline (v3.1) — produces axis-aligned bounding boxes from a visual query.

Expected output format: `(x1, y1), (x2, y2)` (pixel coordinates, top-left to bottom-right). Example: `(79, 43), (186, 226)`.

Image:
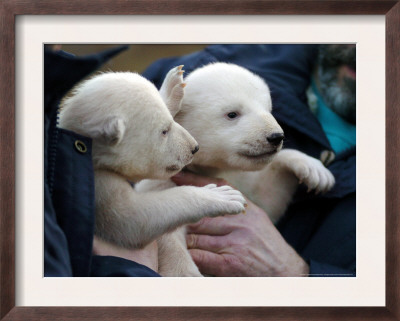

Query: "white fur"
(177, 63), (282, 171)
(136, 63), (335, 276)
(58, 70), (246, 255)
(178, 62), (335, 220)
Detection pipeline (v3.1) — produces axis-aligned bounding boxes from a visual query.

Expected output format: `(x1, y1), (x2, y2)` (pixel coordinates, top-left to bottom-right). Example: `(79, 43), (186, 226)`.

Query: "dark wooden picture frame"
(1, 1), (399, 320)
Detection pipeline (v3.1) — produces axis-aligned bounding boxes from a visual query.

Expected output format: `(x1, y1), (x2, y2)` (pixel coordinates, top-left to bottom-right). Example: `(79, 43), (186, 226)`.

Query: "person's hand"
(172, 171), (309, 277)
(93, 236), (158, 272)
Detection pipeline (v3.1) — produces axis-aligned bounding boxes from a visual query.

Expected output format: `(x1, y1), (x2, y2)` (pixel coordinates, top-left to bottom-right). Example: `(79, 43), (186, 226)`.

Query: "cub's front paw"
(273, 149), (335, 194)
(202, 184), (247, 216)
(159, 65), (185, 115)
(292, 157), (335, 194)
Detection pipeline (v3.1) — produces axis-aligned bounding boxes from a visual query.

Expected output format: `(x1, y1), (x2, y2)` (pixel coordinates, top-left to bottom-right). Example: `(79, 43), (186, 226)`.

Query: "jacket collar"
(44, 45), (129, 113)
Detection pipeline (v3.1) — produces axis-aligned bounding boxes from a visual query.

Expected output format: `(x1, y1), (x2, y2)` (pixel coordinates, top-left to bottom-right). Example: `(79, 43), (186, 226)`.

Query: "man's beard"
(317, 45), (356, 124)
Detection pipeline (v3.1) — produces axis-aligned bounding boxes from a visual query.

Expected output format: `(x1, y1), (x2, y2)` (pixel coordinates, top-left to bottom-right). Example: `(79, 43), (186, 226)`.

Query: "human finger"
(189, 249), (225, 276)
(186, 233), (227, 252)
(186, 216), (238, 235)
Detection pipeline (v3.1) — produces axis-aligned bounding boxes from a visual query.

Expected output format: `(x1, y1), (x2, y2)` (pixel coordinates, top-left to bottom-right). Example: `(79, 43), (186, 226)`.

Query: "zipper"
(47, 102), (61, 196)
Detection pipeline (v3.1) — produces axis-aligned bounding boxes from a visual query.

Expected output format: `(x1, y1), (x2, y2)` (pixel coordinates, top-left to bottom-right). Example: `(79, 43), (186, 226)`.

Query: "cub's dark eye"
(227, 112), (238, 119)
(162, 130), (168, 136)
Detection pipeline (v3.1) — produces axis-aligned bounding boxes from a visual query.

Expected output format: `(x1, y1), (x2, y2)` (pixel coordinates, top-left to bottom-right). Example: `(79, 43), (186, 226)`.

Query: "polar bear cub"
(136, 63), (335, 276)
(58, 70), (247, 251)
(177, 63), (335, 222)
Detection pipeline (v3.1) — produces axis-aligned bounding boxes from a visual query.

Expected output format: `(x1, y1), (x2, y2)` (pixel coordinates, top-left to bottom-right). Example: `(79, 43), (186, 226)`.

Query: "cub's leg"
(136, 180), (204, 276)
(136, 179), (204, 276)
(95, 169), (246, 249)
(158, 227), (202, 277)
(134, 178), (176, 193)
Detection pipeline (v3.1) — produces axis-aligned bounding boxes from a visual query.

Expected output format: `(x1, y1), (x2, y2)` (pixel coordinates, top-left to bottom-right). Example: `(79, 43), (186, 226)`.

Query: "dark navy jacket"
(142, 45), (356, 277)
(44, 47), (159, 277)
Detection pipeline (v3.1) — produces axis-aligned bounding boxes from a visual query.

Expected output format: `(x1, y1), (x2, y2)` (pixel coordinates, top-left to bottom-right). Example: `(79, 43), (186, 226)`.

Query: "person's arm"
(91, 237), (160, 277)
(92, 237), (158, 272)
(44, 184), (74, 277)
(307, 260), (355, 277)
(172, 171), (309, 277)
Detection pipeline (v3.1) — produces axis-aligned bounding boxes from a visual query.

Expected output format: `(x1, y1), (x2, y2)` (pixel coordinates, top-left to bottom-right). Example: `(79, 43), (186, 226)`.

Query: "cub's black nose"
(267, 133), (284, 146)
(192, 145), (199, 155)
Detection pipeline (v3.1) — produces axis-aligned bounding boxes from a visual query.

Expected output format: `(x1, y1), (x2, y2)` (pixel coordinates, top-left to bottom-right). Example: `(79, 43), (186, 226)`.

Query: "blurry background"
(58, 44), (208, 73)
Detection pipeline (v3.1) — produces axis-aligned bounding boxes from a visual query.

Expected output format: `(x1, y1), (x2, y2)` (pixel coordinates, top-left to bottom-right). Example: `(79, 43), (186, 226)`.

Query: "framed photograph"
(1, 1), (399, 320)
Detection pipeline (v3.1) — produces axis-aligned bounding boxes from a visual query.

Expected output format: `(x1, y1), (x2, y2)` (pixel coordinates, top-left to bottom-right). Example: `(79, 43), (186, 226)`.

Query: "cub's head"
(175, 63), (284, 171)
(59, 72), (198, 181)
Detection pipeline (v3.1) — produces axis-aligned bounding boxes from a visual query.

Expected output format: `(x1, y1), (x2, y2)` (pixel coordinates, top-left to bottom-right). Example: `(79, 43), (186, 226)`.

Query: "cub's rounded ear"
(86, 116), (125, 146)
(101, 117), (125, 145)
